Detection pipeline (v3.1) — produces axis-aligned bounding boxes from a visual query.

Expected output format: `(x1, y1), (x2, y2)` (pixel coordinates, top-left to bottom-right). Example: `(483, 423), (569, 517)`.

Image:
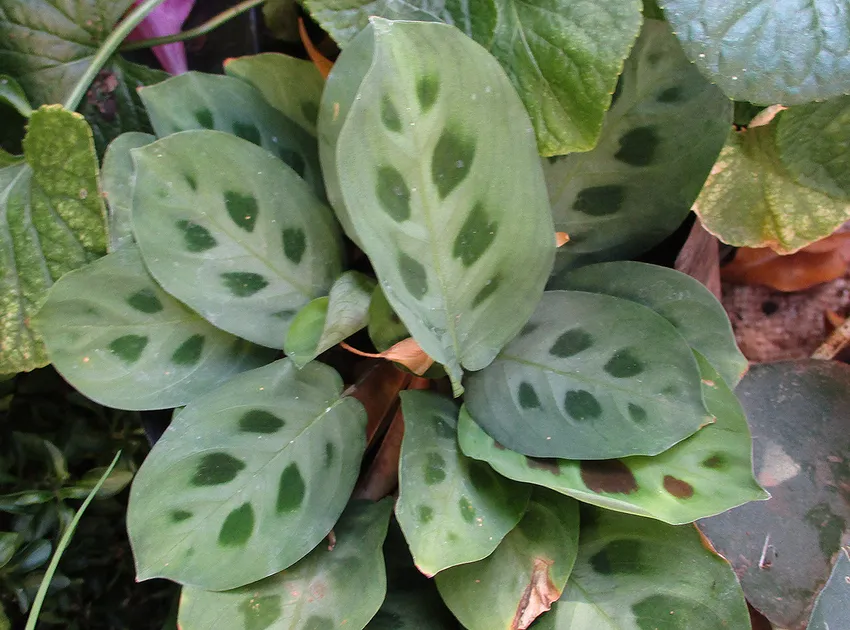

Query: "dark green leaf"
(0, 75), (32, 118)
(0, 532), (21, 569)
(808, 547), (850, 630)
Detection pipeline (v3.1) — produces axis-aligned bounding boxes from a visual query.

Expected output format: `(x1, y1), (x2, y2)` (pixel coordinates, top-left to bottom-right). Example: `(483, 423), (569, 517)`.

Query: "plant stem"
(812, 315), (850, 360)
(121, 0), (265, 52)
(64, 0), (168, 111)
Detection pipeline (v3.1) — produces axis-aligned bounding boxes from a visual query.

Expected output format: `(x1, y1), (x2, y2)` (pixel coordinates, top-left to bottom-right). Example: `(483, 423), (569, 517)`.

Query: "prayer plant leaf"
(178, 499), (393, 630)
(101, 132), (155, 252)
(128, 358), (367, 590)
(535, 508), (751, 630)
(224, 53), (325, 136)
(459, 354), (766, 525)
(543, 19), (732, 272)
(368, 284), (409, 352)
(807, 547), (850, 630)
(320, 19), (555, 389)
(131, 130), (344, 349)
(464, 290), (709, 460)
(435, 489), (580, 630)
(138, 72), (322, 195)
(395, 390), (530, 577)
(549, 261), (747, 388)
(34, 245), (275, 411)
(658, 0), (850, 105)
(284, 271), (376, 367)
(1, 105), (107, 374)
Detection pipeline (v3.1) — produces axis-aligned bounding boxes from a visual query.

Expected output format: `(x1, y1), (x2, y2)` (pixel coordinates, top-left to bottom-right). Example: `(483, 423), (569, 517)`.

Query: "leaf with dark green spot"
(101, 132), (155, 252)
(179, 499), (393, 629)
(464, 291), (709, 460)
(34, 245), (275, 410)
(459, 353), (766, 525)
(549, 261), (746, 387)
(131, 130), (343, 349)
(543, 19), (732, 272)
(534, 508), (750, 629)
(395, 390), (530, 576)
(128, 359), (367, 590)
(436, 489), (579, 630)
(1, 105), (106, 374)
(808, 547), (850, 630)
(0, 75), (31, 118)
(285, 271), (376, 367)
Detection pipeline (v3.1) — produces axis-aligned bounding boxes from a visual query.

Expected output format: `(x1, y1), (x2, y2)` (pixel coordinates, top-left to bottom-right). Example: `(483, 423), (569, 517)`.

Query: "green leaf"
(549, 261), (747, 388)
(261, 0), (301, 42)
(131, 130), (344, 349)
(0, 76), (32, 118)
(0, 532), (22, 569)
(808, 547), (850, 630)
(368, 284), (409, 352)
(1, 105), (106, 374)
(459, 354), (767, 525)
(464, 290), (709, 459)
(693, 125), (850, 254)
(34, 245), (275, 410)
(659, 0), (850, 105)
(127, 359), (367, 590)
(320, 19), (555, 388)
(395, 390), (530, 576)
(435, 490), (579, 630)
(178, 499), (393, 630)
(285, 271), (375, 367)
(139, 72), (323, 196)
(535, 508), (750, 629)
(101, 132), (155, 252)
(543, 19), (732, 271)
(699, 360), (850, 629)
(225, 54), (325, 136)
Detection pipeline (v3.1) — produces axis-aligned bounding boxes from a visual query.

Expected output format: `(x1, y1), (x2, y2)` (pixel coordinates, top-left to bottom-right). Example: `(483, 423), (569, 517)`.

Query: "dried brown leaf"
(512, 557), (560, 630)
(341, 338), (435, 375)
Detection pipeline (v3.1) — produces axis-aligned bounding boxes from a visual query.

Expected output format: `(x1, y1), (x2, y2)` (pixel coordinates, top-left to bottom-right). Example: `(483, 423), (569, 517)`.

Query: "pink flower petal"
(128, 0), (196, 75)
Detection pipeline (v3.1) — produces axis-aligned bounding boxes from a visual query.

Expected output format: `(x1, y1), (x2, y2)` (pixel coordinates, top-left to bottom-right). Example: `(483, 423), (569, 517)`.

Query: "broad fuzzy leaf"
(464, 291), (710, 459)
(320, 19), (555, 388)
(535, 508), (751, 629)
(436, 490), (579, 630)
(131, 130), (344, 349)
(34, 245), (275, 410)
(101, 132), (154, 252)
(128, 359), (367, 590)
(395, 390), (530, 576)
(543, 19), (732, 271)
(549, 261), (747, 387)
(139, 72), (322, 195)
(659, 0), (850, 105)
(459, 354), (767, 525)
(1, 105), (106, 373)
(808, 547), (850, 629)
(178, 499), (393, 630)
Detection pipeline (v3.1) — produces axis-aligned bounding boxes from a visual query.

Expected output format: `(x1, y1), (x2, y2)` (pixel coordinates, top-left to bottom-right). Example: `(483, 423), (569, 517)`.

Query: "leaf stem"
(64, 0), (168, 112)
(812, 315), (850, 360)
(121, 0), (265, 52)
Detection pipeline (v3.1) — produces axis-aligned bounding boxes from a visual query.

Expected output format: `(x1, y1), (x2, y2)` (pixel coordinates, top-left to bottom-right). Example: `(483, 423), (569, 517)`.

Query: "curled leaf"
(298, 17), (333, 79)
(341, 338), (435, 376)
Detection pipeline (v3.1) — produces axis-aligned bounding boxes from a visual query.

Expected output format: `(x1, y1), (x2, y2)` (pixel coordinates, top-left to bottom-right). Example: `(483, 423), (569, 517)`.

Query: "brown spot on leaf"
(493, 441), (507, 450)
(526, 457), (561, 476)
(580, 460), (638, 494)
(511, 557), (560, 630)
(663, 475), (694, 499)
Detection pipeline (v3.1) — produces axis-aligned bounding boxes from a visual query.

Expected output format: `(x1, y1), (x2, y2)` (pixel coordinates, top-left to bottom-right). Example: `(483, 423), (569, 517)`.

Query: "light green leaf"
(128, 359), (367, 590)
(543, 19), (732, 271)
(535, 508), (750, 629)
(0, 150), (22, 168)
(34, 245), (275, 410)
(131, 130), (344, 349)
(178, 499), (393, 630)
(659, 0), (850, 105)
(1, 105), (106, 374)
(320, 19), (555, 388)
(225, 53), (325, 136)
(139, 72), (322, 195)
(368, 284), (408, 352)
(0, 532), (22, 569)
(285, 271), (376, 367)
(395, 390), (530, 576)
(435, 490), (579, 630)
(549, 261), (747, 388)
(101, 132), (154, 252)
(464, 290), (709, 459)
(693, 125), (850, 254)
(459, 354), (767, 525)
(0, 75), (32, 118)
(808, 547), (850, 630)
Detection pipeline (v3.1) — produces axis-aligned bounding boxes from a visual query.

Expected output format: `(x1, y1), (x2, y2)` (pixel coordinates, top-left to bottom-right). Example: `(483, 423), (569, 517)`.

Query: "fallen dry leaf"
(341, 338), (436, 375)
(298, 17), (333, 79)
(675, 218), (721, 298)
(512, 557), (560, 630)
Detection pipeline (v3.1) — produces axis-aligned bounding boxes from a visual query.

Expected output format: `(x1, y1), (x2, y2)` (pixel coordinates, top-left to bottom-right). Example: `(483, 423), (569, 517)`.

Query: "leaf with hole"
(101, 132), (155, 252)
(127, 359), (367, 590)
(464, 290), (710, 459)
(435, 489), (579, 630)
(319, 19), (555, 389)
(131, 130), (344, 349)
(543, 19), (732, 272)
(395, 390), (530, 576)
(34, 245), (275, 410)
(807, 547), (850, 630)
(178, 499), (392, 630)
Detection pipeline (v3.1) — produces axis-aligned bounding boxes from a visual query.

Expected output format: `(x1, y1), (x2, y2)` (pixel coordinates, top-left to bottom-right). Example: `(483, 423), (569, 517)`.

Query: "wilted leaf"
(807, 547), (850, 630)
(345, 361), (410, 445)
(100, 132), (155, 252)
(343, 338), (435, 376)
(674, 218), (722, 298)
(299, 17), (334, 79)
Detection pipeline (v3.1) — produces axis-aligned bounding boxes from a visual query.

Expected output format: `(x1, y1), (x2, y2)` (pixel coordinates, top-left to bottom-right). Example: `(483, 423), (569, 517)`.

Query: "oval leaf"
(808, 547), (850, 630)
(101, 132), (155, 252)
(127, 359), (367, 590)
(131, 130), (344, 349)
